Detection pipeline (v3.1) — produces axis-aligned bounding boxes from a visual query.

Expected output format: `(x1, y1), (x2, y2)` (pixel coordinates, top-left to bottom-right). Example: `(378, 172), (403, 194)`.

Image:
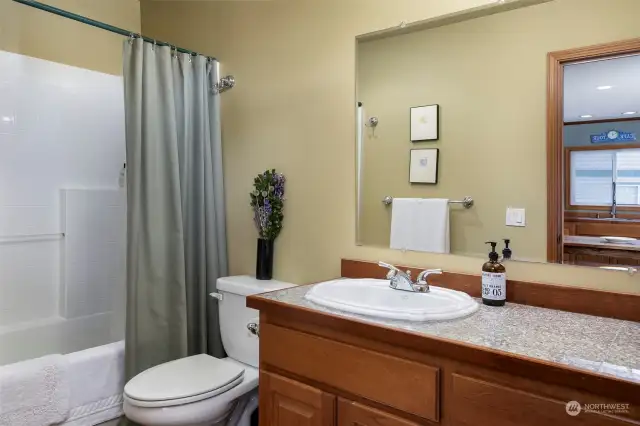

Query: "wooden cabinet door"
(338, 399), (422, 426)
(260, 372), (336, 426)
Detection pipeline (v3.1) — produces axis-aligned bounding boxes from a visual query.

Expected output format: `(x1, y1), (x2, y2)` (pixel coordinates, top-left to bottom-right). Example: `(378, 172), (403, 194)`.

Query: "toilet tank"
(216, 276), (295, 368)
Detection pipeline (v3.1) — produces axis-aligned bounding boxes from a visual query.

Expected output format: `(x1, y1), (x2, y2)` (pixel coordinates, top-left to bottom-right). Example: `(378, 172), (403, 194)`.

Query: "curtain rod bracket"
(214, 75), (235, 94)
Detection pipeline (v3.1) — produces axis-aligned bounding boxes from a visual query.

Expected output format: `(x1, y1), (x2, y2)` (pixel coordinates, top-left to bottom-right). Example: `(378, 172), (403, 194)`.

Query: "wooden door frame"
(546, 38), (640, 263)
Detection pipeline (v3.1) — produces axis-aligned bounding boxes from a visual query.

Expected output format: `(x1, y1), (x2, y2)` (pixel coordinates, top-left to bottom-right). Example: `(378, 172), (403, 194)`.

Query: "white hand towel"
(389, 198), (414, 251)
(390, 198), (450, 253)
(0, 354), (70, 426)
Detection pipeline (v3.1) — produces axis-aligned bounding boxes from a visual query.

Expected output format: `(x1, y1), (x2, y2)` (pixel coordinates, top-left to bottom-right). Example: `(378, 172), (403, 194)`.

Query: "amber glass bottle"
(482, 241), (506, 306)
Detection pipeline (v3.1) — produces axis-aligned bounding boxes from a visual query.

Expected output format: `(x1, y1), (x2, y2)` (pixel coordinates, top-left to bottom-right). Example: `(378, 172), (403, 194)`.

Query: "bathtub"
(0, 311), (123, 366)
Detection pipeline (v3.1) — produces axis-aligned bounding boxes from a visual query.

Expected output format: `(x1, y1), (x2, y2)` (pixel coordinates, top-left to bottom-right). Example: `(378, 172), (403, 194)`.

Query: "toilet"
(123, 276), (295, 426)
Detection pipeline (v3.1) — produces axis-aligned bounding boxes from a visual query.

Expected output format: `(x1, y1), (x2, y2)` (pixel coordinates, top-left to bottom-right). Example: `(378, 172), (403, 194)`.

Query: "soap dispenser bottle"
(502, 238), (512, 260)
(482, 241), (506, 306)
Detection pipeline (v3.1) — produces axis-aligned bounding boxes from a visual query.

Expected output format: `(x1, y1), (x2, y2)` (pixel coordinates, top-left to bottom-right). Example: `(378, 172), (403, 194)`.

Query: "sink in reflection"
(305, 278), (479, 321)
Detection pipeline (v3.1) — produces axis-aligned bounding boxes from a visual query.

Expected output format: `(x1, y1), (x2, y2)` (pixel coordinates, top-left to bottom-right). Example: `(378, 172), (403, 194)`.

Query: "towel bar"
(0, 232), (65, 244)
(382, 196), (474, 209)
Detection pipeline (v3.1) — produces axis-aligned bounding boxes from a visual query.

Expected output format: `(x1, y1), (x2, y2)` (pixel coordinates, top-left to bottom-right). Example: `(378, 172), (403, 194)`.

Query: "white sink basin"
(305, 278), (478, 321)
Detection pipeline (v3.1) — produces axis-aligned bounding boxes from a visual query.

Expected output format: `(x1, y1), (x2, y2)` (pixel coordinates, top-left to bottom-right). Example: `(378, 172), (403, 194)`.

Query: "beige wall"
(141, 0), (640, 294)
(0, 0), (140, 75)
(358, 0), (640, 261)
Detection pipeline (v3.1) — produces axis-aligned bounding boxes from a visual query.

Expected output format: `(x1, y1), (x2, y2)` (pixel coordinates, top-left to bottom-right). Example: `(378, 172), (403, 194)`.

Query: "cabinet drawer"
(261, 323), (439, 422)
(450, 374), (634, 426)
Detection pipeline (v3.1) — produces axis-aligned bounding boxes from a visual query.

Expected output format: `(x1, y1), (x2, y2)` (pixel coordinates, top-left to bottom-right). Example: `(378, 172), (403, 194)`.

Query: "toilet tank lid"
(217, 275), (296, 296)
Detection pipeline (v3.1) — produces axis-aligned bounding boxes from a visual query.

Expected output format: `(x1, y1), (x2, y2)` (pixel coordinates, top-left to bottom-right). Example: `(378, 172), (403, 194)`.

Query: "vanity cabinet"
(252, 302), (640, 426)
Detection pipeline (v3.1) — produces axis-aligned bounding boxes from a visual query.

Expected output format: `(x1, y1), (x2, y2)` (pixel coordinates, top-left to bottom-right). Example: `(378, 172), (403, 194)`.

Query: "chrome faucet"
(378, 262), (443, 293)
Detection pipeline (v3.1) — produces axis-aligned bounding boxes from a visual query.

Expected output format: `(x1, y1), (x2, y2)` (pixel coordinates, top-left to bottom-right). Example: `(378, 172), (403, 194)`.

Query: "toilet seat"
(124, 355), (245, 408)
(123, 359), (259, 426)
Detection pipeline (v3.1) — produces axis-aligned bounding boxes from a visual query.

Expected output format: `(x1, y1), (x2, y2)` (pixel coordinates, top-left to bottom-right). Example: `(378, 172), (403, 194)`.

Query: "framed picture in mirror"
(410, 104), (439, 141)
(409, 148), (439, 184)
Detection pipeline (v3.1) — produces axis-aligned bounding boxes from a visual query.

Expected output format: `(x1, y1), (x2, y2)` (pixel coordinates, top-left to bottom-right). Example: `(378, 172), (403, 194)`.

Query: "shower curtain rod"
(12, 0), (216, 60)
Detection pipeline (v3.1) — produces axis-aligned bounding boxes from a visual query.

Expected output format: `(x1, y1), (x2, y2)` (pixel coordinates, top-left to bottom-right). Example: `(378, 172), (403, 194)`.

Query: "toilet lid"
(124, 354), (244, 402)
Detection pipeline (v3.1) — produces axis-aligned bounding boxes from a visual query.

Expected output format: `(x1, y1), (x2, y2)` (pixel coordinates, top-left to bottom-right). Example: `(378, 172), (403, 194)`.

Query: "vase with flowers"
(250, 169), (285, 280)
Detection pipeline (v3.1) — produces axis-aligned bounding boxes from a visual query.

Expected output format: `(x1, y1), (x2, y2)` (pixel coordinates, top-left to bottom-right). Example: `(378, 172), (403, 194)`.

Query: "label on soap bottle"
(482, 272), (506, 301)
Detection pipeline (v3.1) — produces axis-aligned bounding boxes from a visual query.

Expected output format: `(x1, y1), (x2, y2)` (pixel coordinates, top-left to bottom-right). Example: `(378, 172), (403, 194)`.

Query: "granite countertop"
(256, 284), (640, 384)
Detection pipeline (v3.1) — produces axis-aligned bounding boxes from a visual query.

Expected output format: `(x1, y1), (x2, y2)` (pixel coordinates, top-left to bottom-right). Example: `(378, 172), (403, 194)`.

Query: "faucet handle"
(378, 261), (399, 271)
(379, 262), (399, 280)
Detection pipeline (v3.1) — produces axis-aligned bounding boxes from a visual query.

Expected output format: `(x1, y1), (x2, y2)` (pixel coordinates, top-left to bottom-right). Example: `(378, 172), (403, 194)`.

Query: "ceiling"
(564, 54), (640, 122)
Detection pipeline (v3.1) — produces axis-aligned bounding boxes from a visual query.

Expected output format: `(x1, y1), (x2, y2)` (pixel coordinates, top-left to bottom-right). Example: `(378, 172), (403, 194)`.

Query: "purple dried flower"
(274, 184), (284, 198)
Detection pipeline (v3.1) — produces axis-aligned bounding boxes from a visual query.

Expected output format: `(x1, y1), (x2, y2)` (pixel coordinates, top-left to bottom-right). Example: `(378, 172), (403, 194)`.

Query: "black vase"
(256, 238), (275, 280)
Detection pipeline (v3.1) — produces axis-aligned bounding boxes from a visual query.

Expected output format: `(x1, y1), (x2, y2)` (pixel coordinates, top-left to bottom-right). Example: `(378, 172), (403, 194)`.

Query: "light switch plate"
(506, 207), (526, 227)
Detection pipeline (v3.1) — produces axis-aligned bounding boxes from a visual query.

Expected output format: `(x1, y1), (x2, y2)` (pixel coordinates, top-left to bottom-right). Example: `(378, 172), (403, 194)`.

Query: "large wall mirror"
(355, 0), (640, 272)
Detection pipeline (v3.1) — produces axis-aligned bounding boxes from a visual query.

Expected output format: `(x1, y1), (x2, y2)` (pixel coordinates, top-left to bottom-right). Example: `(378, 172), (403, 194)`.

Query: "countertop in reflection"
(564, 235), (640, 251)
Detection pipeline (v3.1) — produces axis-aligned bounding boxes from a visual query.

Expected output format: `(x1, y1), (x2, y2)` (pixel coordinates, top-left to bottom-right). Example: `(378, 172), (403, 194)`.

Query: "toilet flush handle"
(247, 322), (260, 337)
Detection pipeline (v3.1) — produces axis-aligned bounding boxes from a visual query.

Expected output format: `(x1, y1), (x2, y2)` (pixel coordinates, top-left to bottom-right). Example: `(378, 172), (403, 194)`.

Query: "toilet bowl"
(123, 276), (295, 426)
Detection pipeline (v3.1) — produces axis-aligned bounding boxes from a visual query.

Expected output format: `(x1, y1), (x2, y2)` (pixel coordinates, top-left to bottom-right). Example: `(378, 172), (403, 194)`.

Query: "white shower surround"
(0, 50), (126, 365)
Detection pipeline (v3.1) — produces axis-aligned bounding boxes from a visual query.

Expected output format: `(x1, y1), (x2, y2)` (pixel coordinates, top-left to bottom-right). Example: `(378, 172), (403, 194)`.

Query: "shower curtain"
(121, 38), (227, 383)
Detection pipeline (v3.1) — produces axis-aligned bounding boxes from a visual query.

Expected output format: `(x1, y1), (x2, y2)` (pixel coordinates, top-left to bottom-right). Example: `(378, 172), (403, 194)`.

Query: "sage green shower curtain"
(122, 38), (227, 383)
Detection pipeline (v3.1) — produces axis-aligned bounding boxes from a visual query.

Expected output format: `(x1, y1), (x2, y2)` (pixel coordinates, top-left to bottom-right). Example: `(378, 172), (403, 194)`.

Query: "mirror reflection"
(355, 0), (640, 271)
(562, 55), (640, 268)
